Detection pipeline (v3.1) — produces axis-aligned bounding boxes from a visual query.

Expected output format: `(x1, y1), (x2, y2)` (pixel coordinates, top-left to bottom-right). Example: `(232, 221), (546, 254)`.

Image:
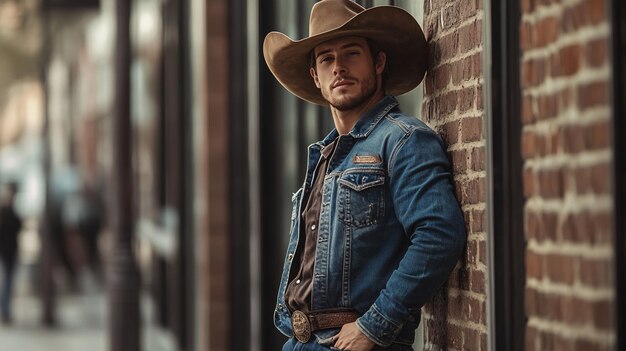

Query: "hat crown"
(309, 0), (365, 37)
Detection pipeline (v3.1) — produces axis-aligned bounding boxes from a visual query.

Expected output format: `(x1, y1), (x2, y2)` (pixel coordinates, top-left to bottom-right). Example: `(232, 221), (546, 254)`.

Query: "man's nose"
(333, 57), (347, 76)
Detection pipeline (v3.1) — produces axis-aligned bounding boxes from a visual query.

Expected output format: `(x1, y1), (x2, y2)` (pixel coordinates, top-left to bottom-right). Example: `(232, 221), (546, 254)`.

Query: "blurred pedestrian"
(0, 183), (22, 324)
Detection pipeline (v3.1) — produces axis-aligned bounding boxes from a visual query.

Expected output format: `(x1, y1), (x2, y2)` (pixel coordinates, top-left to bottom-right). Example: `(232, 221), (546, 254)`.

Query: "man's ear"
(375, 52), (386, 75)
(310, 67), (321, 88)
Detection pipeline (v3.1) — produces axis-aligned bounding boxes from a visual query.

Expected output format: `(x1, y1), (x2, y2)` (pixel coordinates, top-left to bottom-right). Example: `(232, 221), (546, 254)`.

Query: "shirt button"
(311, 224), (316, 230)
(296, 279), (301, 284)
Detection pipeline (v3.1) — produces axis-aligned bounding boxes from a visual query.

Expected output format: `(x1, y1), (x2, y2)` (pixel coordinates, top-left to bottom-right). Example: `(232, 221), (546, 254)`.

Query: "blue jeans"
(282, 337), (414, 351)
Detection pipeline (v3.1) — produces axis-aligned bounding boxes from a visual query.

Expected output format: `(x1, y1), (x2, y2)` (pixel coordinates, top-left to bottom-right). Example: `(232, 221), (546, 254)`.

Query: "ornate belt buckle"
(291, 310), (312, 343)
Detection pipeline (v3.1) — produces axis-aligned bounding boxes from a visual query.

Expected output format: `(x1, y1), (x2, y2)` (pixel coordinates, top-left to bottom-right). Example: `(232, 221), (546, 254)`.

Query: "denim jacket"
(274, 96), (467, 347)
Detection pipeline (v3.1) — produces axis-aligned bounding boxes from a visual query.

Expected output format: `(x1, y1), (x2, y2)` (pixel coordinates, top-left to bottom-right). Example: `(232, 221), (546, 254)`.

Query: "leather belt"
(291, 308), (360, 343)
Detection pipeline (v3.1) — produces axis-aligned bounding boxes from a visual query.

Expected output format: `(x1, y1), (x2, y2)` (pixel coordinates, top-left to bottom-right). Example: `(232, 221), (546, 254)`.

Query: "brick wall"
(421, 0), (488, 349)
(520, 0), (615, 350)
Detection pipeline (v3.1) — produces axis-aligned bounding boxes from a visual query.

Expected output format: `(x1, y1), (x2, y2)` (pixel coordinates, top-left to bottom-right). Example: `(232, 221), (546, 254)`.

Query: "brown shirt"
(285, 139), (337, 313)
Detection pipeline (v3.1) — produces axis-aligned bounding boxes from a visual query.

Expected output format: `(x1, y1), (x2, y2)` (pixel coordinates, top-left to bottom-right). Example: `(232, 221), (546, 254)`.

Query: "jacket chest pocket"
(337, 168), (386, 227)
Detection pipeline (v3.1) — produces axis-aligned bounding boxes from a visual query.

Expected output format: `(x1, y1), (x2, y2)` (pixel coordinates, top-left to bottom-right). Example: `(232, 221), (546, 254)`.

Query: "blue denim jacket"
(274, 96), (467, 347)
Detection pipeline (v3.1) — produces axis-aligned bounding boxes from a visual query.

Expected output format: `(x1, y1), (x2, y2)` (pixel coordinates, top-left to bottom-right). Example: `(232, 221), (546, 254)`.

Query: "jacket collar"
(348, 95), (398, 139)
(312, 95), (399, 150)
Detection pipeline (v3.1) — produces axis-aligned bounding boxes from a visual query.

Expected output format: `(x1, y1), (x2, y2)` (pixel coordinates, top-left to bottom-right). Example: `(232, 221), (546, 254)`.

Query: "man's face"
(310, 36), (385, 111)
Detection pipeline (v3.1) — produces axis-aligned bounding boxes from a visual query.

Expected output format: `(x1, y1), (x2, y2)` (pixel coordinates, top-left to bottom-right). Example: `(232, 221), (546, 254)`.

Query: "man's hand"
(332, 322), (375, 351)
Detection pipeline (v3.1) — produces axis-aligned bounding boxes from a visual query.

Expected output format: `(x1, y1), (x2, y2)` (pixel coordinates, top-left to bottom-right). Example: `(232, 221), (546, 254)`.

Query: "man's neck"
(330, 91), (385, 135)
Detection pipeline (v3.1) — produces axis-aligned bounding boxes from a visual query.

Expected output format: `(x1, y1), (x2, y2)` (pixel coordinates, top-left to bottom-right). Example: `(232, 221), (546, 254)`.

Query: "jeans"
(282, 337), (414, 351)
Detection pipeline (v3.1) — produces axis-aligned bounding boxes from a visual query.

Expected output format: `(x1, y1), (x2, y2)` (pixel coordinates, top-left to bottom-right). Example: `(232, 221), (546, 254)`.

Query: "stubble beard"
(323, 70), (378, 112)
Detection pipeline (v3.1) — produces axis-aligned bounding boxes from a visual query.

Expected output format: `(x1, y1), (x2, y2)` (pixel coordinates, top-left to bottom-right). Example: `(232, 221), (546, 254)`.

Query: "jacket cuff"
(355, 304), (403, 347)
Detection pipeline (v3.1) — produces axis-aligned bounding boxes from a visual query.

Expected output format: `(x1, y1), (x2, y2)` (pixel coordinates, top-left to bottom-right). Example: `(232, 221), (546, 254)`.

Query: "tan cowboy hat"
(263, 0), (427, 106)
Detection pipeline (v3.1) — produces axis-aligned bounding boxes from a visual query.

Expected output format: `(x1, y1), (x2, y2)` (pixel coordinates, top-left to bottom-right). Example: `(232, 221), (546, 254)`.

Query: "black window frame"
(488, 0), (526, 349)
(611, 0), (626, 348)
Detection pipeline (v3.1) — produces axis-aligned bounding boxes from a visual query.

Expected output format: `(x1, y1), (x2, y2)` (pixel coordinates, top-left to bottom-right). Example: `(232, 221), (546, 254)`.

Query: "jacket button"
(288, 253), (294, 261)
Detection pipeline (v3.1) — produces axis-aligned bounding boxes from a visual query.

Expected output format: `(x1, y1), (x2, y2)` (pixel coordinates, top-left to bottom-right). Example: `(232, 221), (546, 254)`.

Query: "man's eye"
(348, 51), (360, 56)
(320, 56), (333, 63)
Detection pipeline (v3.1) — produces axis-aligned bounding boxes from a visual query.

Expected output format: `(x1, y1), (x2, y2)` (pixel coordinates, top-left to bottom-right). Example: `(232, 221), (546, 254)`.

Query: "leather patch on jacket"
(352, 155), (382, 164)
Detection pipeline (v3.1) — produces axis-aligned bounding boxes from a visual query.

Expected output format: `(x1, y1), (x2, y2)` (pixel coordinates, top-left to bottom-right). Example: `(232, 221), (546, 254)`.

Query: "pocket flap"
(338, 169), (385, 191)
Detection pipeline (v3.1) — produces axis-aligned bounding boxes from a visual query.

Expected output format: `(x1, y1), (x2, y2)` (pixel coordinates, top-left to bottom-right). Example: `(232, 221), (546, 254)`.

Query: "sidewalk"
(0, 265), (175, 351)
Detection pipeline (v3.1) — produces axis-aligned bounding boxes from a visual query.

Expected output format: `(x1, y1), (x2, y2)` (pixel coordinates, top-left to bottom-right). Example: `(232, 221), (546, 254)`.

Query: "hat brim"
(263, 6), (428, 106)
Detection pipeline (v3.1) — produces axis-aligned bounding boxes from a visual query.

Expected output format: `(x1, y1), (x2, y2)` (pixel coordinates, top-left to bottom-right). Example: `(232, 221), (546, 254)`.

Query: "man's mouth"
(332, 79), (355, 89)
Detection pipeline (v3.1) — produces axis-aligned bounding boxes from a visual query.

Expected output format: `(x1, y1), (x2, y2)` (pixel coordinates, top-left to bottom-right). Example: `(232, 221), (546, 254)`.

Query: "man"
(0, 183), (22, 324)
(263, 1), (466, 350)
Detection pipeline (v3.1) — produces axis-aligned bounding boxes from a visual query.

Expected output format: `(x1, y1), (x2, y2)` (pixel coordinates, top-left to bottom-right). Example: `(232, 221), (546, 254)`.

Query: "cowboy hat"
(263, 0), (427, 106)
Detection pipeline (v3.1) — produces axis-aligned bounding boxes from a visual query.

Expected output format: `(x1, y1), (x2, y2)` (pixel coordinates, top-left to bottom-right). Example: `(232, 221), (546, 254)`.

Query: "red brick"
(461, 117), (483, 142)
(537, 93), (558, 120)
(574, 339), (604, 351)
(451, 149), (468, 174)
(553, 334), (575, 350)
(552, 44), (582, 77)
(470, 268), (486, 294)
(585, 121), (610, 150)
(534, 291), (562, 320)
(579, 257), (613, 288)
(578, 81), (609, 110)
(585, 0), (607, 24)
(545, 254), (576, 284)
(442, 120), (460, 145)
(535, 134), (549, 156)
(521, 21), (532, 50)
(533, 16), (559, 47)
(522, 130), (537, 158)
(442, 2), (460, 29)
(471, 146), (485, 171)
(590, 162), (611, 194)
(522, 94), (534, 124)
(537, 168), (564, 199)
(574, 166), (592, 194)
(523, 168), (535, 198)
(525, 210), (541, 241)
(522, 0), (536, 13)
(464, 177), (485, 204)
(522, 59), (534, 88)
(477, 238), (486, 264)
(459, 87), (476, 112)
(560, 125), (585, 154)
(562, 211), (594, 243)
(453, 53), (482, 84)
(592, 299), (614, 330)
(447, 324), (464, 349)
(463, 325), (480, 350)
(562, 2), (587, 33)
(466, 239), (478, 264)
(526, 250), (543, 279)
(459, 0), (480, 20)
(542, 212), (558, 241)
(440, 31), (460, 62)
(434, 63), (452, 90)
(461, 294), (483, 324)
(561, 296), (581, 325)
(458, 19), (482, 54)
(586, 37), (608, 68)
(526, 325), (538, 351)
(480, 332), (487, 351)
(532, 58), (547, 86)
